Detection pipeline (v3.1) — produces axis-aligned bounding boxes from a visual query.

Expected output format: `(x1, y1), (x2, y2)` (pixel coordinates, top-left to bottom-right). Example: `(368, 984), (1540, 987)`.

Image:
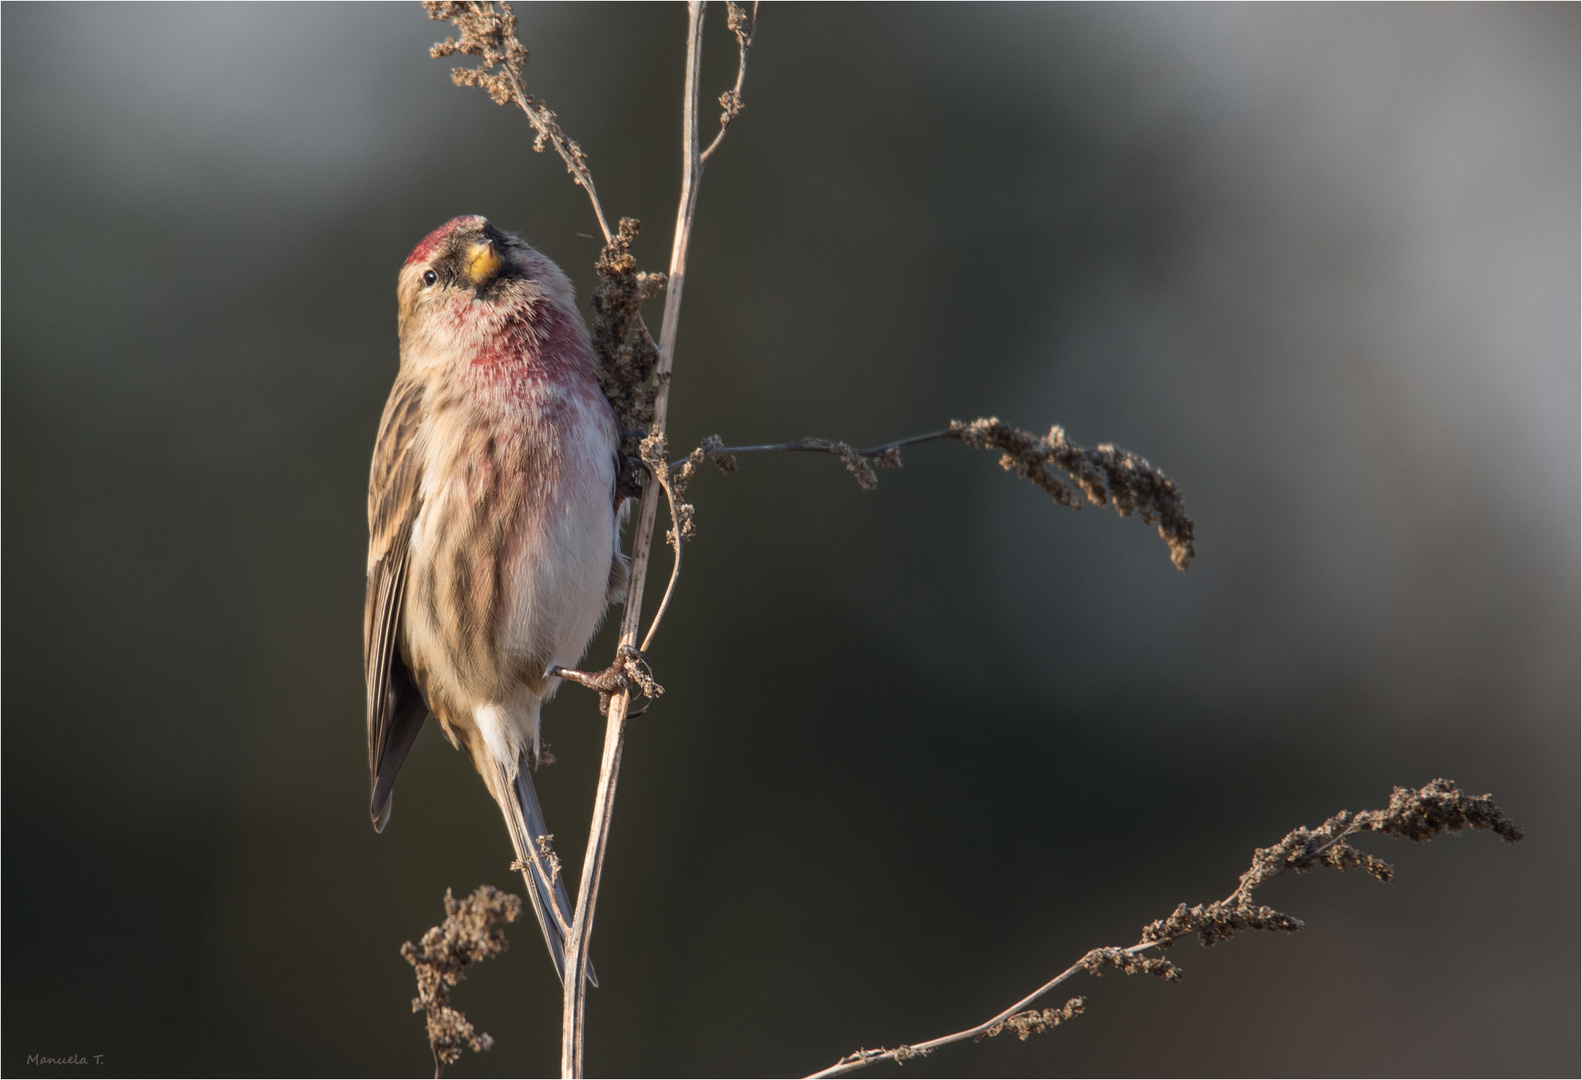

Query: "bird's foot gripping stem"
(549, 645), (662, 717)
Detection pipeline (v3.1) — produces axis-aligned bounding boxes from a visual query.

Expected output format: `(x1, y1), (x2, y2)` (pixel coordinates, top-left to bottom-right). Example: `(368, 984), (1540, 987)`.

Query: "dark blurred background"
(4, 3), (1577, 1076)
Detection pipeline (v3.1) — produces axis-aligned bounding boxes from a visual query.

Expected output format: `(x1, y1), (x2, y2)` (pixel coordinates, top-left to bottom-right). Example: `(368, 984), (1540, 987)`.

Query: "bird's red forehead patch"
(404, 215), (486, 266)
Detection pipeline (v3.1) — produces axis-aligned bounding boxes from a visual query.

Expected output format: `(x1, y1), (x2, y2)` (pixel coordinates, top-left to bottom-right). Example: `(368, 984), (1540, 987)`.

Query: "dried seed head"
(950, 417), (1196, 569)
(401, 885), (522, 1069)
(593, 219), (667, 501)
(982, 997), (1088, 1041)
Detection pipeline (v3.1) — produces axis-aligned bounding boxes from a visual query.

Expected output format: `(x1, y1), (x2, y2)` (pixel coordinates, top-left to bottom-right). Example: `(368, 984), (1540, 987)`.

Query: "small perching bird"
(366, 215), (625, 984)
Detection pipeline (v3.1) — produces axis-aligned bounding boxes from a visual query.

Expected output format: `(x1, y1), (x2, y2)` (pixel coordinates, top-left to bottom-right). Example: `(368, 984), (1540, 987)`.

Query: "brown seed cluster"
(811, 780), (1522, 1077)
(510, 834), (563, 889)
(1236, 811), (1398, 897)
(401, 886), (522, 1074)
(1079, 946), (1182, 980)
(660, 434), (736, 552)
(982, 997), (1089, 1041)
(1360, 777), (1525, 845)
(949, 417), (1196, 570)
(426, 1), (596, 183)
(425, 1), (526, 106)
(833, 442), (878, 491)
(1134, 778), (1524, 956)
(771, 437), (902, 491)
(1138, 900), (1305, 950)
(701, 2), (759, 163)
(717, 2), (755, 129)
(673, 434), (738, 482)
(595, 221), (668, 500)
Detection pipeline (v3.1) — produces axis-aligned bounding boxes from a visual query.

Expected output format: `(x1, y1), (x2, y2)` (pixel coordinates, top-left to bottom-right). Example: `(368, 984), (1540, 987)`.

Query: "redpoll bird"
(365, 215), (625, 984)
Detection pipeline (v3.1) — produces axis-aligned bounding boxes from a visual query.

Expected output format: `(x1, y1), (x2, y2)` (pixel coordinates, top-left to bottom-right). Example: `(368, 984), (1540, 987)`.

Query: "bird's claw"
(549, 645), (662, 716)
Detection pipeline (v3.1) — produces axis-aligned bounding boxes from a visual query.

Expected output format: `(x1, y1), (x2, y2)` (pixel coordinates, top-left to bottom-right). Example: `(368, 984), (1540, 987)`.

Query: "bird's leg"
(549, 645), (661, 716)
(548, 659), (629, 696)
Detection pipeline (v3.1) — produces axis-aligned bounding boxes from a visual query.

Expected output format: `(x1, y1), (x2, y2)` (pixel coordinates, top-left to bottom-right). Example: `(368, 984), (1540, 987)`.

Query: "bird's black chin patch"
(472, 264), (529, 303)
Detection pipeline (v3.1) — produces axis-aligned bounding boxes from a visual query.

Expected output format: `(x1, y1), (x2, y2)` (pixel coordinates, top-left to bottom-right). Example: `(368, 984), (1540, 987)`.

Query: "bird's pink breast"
(460, 301), (604, 413)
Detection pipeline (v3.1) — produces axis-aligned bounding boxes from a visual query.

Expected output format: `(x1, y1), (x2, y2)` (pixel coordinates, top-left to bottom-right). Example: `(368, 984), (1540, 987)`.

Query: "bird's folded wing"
(365, 374), (429, 830)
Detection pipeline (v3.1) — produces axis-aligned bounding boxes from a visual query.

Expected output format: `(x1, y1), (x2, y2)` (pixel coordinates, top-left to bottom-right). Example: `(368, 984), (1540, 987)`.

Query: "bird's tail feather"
(490, 753), (596, 988)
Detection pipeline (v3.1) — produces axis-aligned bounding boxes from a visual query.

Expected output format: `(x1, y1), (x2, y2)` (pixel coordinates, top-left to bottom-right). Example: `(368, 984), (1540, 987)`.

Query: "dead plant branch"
(701, 2), (759, 164)
(401, 886), (522, 1078)
(803, 779), (1522, 1077)
(676, 418), (1196, 569)
(425, 0), (615, 241)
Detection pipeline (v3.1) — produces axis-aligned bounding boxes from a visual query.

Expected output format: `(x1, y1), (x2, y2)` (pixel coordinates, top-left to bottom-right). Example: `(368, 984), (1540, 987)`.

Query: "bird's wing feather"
(365, 373), (430, 831)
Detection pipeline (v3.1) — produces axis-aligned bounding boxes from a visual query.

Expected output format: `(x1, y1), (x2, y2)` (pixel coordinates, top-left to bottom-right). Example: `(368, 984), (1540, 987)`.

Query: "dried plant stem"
(638, 443), (687, 654)
(804, 962), (1097, 1078)
(501, 63), (614, 244)
(560, 4), (711, 1076)
(701, 2), (758, 163)
(677, 420), (1197, 570)
(698, 429), (954, 460)
(804, 779), (1522, 1077)
(426, 1), (615, 243)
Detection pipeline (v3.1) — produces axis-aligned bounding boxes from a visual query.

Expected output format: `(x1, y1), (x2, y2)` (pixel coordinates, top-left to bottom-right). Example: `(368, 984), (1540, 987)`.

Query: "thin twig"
(701, 2), (758, 164)
(498, 57), (614, 243)
(686, 429), (954, 461)
(673, 420), (1197, 570)
(638, 434), (688, 654)
(804, 779), (1522, 1077)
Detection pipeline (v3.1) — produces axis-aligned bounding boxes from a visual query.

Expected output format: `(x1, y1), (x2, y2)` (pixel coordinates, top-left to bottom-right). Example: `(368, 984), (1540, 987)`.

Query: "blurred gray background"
(4, 3), (1577, 1076)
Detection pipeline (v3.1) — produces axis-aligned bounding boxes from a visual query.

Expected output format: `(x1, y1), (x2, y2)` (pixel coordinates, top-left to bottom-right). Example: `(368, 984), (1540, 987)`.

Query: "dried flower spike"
(401, 885), (522, 1076)
(592, 218), (667, 501)
(982, 997), (1088, 1041)
(950, 417), (1196, 570)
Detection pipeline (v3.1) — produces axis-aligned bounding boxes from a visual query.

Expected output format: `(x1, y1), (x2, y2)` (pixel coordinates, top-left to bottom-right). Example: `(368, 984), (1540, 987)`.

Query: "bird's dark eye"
(422, 269), (438, 286)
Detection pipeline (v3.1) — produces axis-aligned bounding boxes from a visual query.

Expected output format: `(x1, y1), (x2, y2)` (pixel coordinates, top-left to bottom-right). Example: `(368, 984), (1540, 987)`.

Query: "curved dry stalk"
(494, 74), (613, 243)
(637, 434), (689, 654)
(701, 2), (759, 164)
(677, 419), (1198, 570)
(804, 779), (1523, 1077)
(695, 429), (954, 461)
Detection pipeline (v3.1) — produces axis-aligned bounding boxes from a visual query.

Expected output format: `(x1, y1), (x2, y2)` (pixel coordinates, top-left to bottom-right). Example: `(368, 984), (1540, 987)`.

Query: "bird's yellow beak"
(466, 239), (503, 285)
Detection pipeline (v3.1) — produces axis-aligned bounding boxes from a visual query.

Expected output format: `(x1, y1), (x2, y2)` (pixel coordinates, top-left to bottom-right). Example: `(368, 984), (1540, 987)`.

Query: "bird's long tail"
(489, 752), (596, 987)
